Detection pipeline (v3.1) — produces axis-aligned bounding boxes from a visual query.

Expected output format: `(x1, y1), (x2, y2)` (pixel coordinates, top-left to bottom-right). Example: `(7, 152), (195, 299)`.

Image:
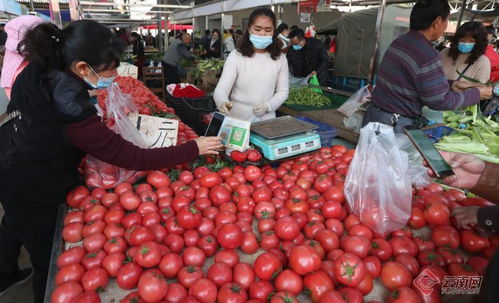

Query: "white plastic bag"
(84, 83), (148, 189)
(344, 123), (429, 235)
(338, 85), (371, 117)
(289, 75), (311, 88)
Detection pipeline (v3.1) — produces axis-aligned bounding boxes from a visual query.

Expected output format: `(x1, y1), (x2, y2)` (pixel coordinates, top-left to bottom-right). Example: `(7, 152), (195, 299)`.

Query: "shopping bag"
(308, 74), (322, 94)
(344, 122), (429, 235)
(84, 83), (148, 189)
(289, 75), (310, 88)
(338, 85), (371, 117)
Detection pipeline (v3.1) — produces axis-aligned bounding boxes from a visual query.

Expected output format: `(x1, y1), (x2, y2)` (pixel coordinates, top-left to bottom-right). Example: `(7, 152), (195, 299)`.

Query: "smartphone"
(403, 126), (454, 178)
(205, 112), (225, 137)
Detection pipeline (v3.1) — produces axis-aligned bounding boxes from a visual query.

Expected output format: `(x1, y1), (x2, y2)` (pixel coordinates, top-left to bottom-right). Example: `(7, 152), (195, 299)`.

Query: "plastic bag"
(343, 112), (364, 133)
(308, 74), (322, 94)
(84, 83), (148, 189)
(289, 75), (310, 88)
(338, 85), (371, 117)
(344, 123), (429, 235)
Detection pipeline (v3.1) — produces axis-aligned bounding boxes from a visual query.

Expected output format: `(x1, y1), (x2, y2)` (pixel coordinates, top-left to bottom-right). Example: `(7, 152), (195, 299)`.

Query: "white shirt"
(214, 50), (289, 122)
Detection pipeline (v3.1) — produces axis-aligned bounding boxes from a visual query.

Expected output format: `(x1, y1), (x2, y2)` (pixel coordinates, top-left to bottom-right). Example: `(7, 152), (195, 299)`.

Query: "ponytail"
(19, 20), (123, 71)
(18, 23), (64, 69)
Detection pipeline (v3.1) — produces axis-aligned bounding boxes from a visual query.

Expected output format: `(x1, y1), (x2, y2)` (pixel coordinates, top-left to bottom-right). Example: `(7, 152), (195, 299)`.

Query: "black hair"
(448, 21), (488, 65)
(485, 26), (497, 37)
(212, 29), (221, 37)
(19, 20), (123, 72)
(237, 8), (282, 60)
(205, 29), (211, 35)
(131, 32), (141, 39)
(236, 29), (243, 35)
(289, 29), (305, 40)
(410, 0), (450, 31)
(277, 23), (289, 34)
(289, 25), (299, 32)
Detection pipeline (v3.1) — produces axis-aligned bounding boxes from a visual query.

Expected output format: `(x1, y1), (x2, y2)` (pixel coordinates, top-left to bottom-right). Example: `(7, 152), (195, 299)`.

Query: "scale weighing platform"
(250, 116), (321, 160)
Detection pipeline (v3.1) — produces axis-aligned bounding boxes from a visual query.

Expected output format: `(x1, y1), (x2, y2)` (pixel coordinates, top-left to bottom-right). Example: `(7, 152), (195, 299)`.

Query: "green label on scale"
(229, 127), (247, 147)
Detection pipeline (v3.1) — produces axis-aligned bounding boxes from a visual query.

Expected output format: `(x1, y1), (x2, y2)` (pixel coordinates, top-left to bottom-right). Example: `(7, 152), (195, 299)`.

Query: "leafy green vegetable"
(286, 87), (331, 107)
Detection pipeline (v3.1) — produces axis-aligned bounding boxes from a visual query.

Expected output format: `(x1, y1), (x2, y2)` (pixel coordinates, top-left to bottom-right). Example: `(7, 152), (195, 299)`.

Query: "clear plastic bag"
(289, 75), (310, 88)
(84, 83), (148, 189)
(344, 123), (429, 235)
(338, 85), (371, 117)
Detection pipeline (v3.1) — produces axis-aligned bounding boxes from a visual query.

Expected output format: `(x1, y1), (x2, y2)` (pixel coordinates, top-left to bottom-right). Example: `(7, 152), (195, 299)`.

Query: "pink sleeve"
(5, 61), (29, 101)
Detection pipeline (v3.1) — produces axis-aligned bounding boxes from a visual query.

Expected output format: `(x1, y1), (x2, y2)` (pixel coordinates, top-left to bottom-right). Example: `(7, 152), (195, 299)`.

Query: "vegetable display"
(286, 87), (331, 107)
(52, 144), (497, 303)
(190, 59), (225, 83)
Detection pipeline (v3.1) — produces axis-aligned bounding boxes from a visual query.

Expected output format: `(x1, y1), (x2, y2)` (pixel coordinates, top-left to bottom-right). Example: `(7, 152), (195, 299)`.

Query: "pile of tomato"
(53, 145), (497, 303)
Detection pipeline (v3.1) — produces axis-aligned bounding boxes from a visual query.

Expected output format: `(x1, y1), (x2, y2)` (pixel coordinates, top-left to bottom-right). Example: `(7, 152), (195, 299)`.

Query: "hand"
(452, 80), (479, 91)
(477, 85), (493, 100)
(194, 136), (223, 155)
(452, 206), (479, 229)
(426, 151), (485, 189)
(219, 102), (233, 115)
(309, 71), (317, 77)
(253, 102), (272, 116)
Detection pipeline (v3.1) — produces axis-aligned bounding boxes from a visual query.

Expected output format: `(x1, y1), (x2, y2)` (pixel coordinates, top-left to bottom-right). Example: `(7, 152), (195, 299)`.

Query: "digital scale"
(250, 116), (322, 160)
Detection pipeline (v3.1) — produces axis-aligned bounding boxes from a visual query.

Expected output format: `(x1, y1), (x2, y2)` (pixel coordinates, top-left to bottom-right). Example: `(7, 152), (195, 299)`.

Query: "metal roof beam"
(79, 1), (192, 9)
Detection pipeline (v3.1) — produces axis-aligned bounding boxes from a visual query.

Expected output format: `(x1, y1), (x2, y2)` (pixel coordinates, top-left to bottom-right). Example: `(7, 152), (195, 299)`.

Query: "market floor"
(0, 204), (34, 303)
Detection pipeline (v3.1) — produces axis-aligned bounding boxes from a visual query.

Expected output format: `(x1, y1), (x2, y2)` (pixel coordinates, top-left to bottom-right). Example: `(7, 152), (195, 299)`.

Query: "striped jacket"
(372, 31), (480, 117)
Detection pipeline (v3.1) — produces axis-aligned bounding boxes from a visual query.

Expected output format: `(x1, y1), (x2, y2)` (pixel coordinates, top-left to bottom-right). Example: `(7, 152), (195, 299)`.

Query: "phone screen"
(205, 112), (225, 137)
(403, 127), (454, 178)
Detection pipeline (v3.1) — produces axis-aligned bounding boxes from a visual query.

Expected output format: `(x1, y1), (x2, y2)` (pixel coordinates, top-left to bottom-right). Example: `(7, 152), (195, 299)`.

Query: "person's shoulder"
(476, 54), (491, 65)
(440, 48), (450, 56)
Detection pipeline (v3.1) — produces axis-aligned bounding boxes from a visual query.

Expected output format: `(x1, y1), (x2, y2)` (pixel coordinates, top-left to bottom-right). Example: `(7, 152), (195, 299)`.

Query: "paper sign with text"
(129, 113), (178, 148)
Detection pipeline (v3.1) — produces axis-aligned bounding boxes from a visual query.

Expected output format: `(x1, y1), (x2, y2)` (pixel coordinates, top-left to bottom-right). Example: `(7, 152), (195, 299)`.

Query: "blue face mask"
(249, 34), (273, 50)
(292, 43), (303, 51)
(458, 42), (475, 54)
(85, 65), (116, 89)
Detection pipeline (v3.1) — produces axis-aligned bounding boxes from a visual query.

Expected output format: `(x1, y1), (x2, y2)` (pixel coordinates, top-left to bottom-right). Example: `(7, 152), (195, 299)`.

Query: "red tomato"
(209, 185), (231, 206)
(409, 207), (427, 229)
(288, 245), (321, 275)
(67, 186), (90, 208)
(81, 267), (108, 292)
(81, 250), (106, 271)
(177, 205), (202, 229)
(338, 287), (363, 303)
(231, 151), (248, 163)
(342, 236), (371, 258)
(333, 253), (366, 287)
(389, 236), (418, 257)
(64, 211), (84, 225)
(318, 290), (346, 303)
(248, 280), (274, 301)
(215, 249), (240, 268)
(197, 235), (218, 257)
(254, 252), (282, 280)
(461, 229), (490, 253)
(164, 283), (187, 303)
(177, 266), (204, 289)
(70, 291), (100, 303)
(120, 191), (141, 211)
(448, 263), (478, 277)
(247, 150), (263, 162)
(55, 263), (85, 286)
(62, 223), (84, 243)
(57, 246), (85, 268)
(134, 241), (161, 268)
(323, 186), (344, 203)
(424, 201), (450, 226)
(102, 252), (125, 278)
(468, 256), (489, 275)
(159, 253), (183, 279)
(233, 263), (255, 290)
(217, 283), (248, 303)
(244, 165), (262, 182)
(189, 278), (217, 303)
(274, 269), (302, 296)
(125, 226), (154, 247)
(314, 229), (340, 252)
(387, 286), (423, 303)
(303, 271), (334, 301)
(431, 225), (460, 249)
(182, 246), (206, 267)
(380, 261), (412, 290)
(147, 170), (171, 188)
(117, 262), (143, 290)
(241, 232), (259, 255)
(51, 282), (83, 303)
(207, 262), (233, 287)
(273, 216), (300, 241)
(396, 253), (421, 276)
(216, 224), (243, 250)
(417, 250), (445, 268)
(138, 270), (168, 303)
(363, 256), (382, 278)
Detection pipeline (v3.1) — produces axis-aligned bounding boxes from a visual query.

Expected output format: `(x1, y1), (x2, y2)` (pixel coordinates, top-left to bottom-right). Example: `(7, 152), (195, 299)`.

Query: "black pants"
(161, 62), (180, 86)
(0, 198), (58, 303)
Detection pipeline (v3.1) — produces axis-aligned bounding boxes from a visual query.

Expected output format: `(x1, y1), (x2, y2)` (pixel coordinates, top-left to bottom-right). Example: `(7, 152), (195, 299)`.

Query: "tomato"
(414, 236), (436, 251)
(51, 282), (83, 303)
(233, 263), (255, 290)
(417, 250), (445, 268)
(70, 291), (100, 303)
(270, 269), (301, 296)
(207, 262), (232, 287)
(260, 231), (280, 251)
(424, 201), (450, 226)
(248, 280), (273, 301)
(247, 150), (262, 162)
(157, 253), (183, 279)
(288, 245), (321, 275)
(395, 253), (421, 276)
(117, 262), (143, 290)
(431, 225), (460, 249)
(134, 241), (161, 268)
(467, 256), (489, 275)
(333, 253), (366, 287)
(217, 283), (248, 303)
(389, 236), (418, 257)
(387, 287), (422, 303)
(241, 232), (259, 255)
(188, 278), (217, 303)
(81, 250), (106, 270)
(197, 235), (218, 257)
(313, 229), (340, 253)
(137, 201), (159, 217)
(254, 252), (282, 280)
(176, 205), (202, 230)
(62, 223), (84, 243)
(461, 229), (490, 253)
(102, 252), (125, 278)
(409, 207), (427, 229)
(338, 287), (363, 303)
(67, 186), (90, 208)
(318, 290), (346, 303)
(304, 271), (334, 301)
(363, 256), (382, 278)
(126, 226), (154, 247)
(147, 170), (171, 188)
(244, 166), (262, 182)
(252, 186), (272, 203)
(120, 191), (141, 211)
(55, 263), (85, 285)
(313, 174), (333, 193)
(177, 266), (204, 289)
(121, 212), (142, 229)
(57, 246), (85, 268)
(101, 192), (119, 208)
(81, 267), (108, 291)
(209, 185), (231, 206)
(326, 218), (344, 235)
(216, 224), (243, 250)
(231, 150), (248, 163)
(380, 261), (412, 290)
(356, 273), (374, 295)
(164, 282), (187, 303)
(182, 246), (206, 267)
(164, 233), (184, 253)
(323, 186), (344, 203)
(342, 236), (371, 258)
(179, 170), (195, 184)
(215, 249), (240, 268)
(448, 263), (478, 277)
(64, 211), (84, 225)
(138, 270), (168, 303)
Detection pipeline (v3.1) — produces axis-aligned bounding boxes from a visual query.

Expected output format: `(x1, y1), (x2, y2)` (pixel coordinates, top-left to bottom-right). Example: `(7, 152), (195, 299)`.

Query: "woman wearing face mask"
(214, 8), (289, 122)
(0, 21), (221, 302)
(207, 28), (222, 58)
(441, 21), (490, 83)
(277, 23), (290, 50)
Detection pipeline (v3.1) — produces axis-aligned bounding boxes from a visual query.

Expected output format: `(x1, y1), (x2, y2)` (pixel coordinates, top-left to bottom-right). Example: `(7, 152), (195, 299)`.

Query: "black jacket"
(0, 63), (96, 207)
(207, 39), (222, 58)
(287, 37), (330, 86)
